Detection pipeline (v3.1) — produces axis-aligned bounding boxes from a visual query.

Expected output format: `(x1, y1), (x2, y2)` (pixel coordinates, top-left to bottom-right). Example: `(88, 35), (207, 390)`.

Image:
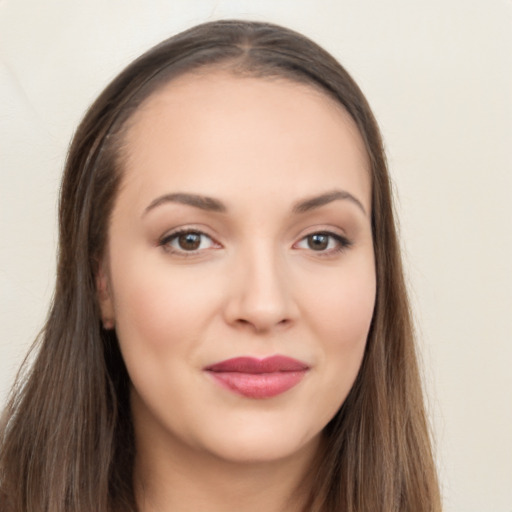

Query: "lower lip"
(207, 370), (307, 399)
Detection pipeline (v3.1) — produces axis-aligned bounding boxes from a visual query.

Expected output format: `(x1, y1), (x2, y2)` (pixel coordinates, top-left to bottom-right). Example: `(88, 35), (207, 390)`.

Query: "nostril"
(232, 315), (293, 334)
(223, 268), (298, 332)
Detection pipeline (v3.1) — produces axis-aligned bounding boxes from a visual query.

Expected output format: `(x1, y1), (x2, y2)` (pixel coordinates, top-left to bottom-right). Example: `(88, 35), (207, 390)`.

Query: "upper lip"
(204, 355), (309, 374)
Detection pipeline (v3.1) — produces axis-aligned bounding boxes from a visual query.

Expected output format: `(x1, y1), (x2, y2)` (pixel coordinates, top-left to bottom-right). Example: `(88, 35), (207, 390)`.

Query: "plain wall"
(1, 1), (511, 510)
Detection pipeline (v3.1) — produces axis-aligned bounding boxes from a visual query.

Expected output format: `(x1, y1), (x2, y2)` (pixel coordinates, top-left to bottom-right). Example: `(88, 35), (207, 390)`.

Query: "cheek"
(301, 259), (376, 413)
(109, 258), (223, 428)
(109, 251), (220, 358)
(327, 273), (375, 345)
(305, 259), (376, 348)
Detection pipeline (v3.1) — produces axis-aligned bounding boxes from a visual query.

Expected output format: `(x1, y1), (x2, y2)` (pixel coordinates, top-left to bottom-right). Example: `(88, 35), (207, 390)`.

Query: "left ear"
(96, 259), (115, 329)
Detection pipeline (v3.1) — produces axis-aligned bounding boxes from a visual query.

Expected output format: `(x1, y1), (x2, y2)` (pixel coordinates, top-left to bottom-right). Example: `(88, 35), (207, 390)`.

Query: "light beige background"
(1, 1), (511, 510)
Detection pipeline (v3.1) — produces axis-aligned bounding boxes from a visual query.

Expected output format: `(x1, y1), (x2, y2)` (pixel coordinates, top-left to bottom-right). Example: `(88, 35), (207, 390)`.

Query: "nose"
(223, 244), (298, 333)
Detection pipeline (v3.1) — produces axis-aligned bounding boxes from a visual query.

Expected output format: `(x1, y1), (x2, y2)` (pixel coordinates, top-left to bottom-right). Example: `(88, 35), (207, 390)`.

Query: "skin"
(98, 72), (376, 512)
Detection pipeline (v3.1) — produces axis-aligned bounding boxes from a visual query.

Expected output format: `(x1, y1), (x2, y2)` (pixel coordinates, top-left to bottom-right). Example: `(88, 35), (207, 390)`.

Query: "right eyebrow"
(142, 193), (227, 217)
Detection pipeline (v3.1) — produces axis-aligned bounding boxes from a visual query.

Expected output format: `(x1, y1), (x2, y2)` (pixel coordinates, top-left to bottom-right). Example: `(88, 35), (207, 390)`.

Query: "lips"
(204, 356), (309, 399)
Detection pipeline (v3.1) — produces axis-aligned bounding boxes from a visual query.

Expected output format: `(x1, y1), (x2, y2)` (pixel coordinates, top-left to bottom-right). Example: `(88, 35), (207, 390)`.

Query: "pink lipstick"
(204, 355), (309, 399)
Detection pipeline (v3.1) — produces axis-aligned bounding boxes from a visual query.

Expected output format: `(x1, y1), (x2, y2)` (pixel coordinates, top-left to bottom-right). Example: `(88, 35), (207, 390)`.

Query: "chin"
(197, 423), (321, 465)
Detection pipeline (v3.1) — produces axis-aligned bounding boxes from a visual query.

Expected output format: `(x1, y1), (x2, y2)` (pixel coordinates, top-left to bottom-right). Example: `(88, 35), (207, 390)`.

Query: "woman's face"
(99, 72), (376, 465)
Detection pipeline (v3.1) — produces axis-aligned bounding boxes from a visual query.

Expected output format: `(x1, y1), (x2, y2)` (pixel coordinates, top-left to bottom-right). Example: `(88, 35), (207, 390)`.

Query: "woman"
(0, 20), (441, 512)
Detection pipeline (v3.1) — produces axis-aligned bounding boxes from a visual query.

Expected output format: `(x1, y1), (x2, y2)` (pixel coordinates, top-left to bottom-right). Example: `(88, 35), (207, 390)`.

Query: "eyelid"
(158, 226), (222, 255)
(157, 225), (352, 257)
(292, 229), (353, 255)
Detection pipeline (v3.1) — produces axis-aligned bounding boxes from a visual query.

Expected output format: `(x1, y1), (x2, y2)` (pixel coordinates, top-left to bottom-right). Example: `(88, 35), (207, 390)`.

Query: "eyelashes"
(293, 232), (352, 254)
(160, 229), (219, 253)
(159, 227), (352, 258)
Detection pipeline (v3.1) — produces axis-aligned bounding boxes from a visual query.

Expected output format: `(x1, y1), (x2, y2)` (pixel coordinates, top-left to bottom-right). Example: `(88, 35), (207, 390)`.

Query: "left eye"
(161, 230), (216, 252)
(295, 232), (348, 252)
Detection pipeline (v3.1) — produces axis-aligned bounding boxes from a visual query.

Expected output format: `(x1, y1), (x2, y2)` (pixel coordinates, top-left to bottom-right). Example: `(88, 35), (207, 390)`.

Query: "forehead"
(120, 71), (371, 212)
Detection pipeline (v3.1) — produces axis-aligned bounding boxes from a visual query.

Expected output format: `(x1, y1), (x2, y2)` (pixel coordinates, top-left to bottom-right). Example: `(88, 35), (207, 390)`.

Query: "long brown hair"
(0, 20), (441, 511)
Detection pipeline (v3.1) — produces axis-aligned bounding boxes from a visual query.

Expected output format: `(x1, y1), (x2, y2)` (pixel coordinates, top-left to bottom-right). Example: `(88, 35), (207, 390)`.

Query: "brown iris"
(307, 233), (329, 251)
(178, 232), (202, 251)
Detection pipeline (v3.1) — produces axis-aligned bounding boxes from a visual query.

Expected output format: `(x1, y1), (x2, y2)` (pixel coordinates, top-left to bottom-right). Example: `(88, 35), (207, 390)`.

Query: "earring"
(102, 318), (115, 330)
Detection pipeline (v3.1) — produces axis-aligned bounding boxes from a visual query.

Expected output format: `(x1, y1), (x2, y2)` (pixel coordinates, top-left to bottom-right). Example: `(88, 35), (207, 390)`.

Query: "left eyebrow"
(292, 190), (367, 216)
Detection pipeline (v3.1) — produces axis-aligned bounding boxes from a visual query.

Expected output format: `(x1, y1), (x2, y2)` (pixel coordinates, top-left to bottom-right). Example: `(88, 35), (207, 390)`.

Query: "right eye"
(159, 229), (218, 254)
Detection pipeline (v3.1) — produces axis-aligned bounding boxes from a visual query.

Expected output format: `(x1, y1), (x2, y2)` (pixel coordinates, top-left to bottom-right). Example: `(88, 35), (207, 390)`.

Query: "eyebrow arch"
(292, 190), (367, 215)
(143, 189), (367, 218)
(143, 193), (227, 216)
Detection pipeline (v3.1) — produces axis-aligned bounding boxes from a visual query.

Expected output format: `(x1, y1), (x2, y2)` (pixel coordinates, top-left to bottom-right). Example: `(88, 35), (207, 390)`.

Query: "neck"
(133, 429), (319, 512)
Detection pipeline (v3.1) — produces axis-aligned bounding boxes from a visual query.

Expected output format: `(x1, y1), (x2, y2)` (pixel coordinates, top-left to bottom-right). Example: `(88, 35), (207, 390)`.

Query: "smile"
(204, 355), (310, 399)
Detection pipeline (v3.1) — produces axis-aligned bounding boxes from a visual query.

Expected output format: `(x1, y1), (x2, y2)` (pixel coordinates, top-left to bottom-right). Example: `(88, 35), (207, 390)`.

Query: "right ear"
(96, 259), (115, 330)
